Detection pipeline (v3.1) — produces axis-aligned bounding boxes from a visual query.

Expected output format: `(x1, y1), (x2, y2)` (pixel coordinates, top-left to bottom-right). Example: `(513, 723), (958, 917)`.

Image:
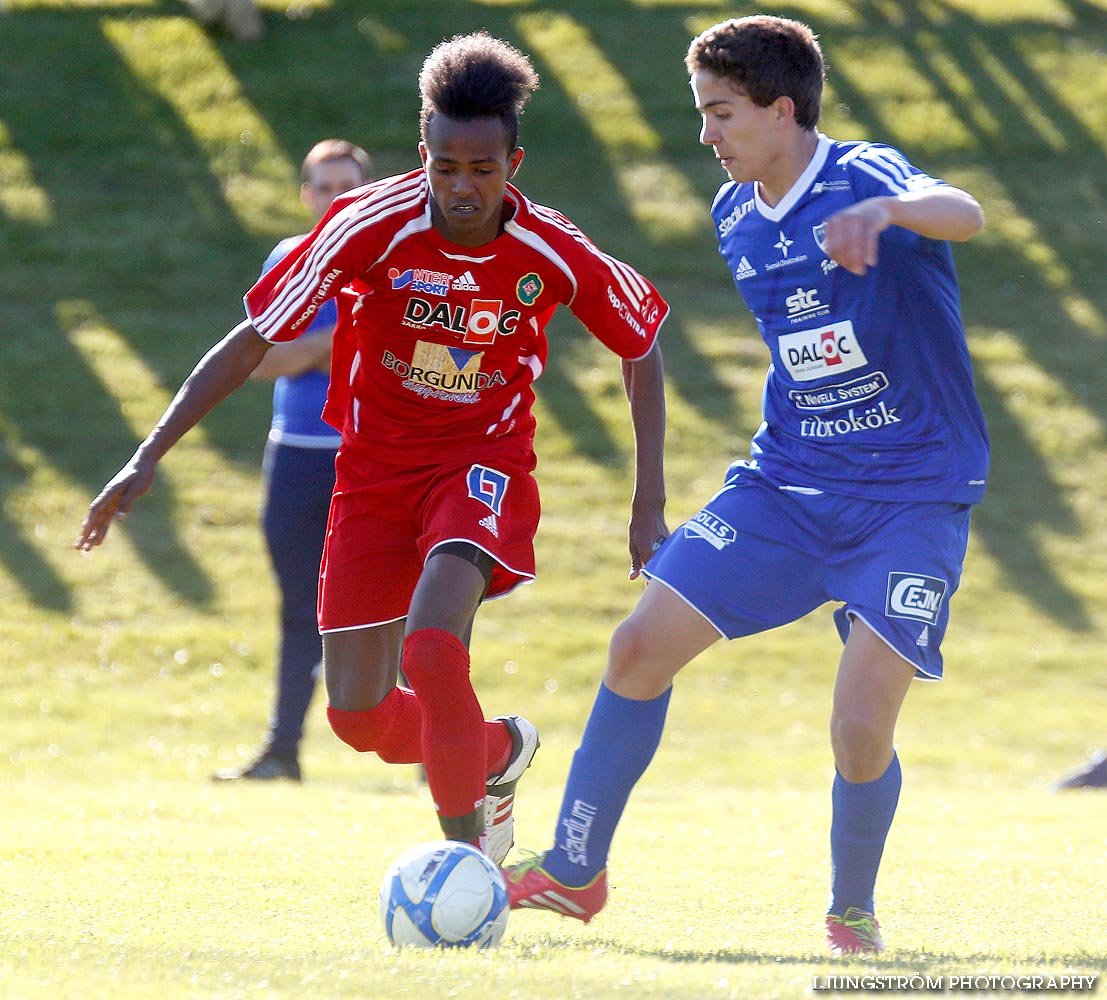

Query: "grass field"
(1, 1), (1106, 997)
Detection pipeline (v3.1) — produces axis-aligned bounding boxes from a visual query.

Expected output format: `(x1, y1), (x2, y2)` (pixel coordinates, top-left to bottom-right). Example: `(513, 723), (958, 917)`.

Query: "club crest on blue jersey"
(811, 223), (840, 273)
(812, 222), (828, 254)
(682, 509), (737, 550)
(467, 464), (509, 516)
(885, 572), (947, 624)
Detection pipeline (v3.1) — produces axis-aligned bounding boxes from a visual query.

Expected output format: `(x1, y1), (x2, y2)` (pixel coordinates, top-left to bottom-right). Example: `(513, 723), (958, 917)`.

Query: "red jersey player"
(76, 32), (669, 862)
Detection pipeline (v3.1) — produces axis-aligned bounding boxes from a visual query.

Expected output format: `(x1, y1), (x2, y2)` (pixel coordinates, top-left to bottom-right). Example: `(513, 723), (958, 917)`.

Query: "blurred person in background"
(213, 140), (373, 782)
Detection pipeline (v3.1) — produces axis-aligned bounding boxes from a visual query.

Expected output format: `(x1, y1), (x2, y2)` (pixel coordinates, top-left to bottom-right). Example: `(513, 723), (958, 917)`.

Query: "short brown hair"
(301, 139), (374, 184)
(686, 16), (824, 130)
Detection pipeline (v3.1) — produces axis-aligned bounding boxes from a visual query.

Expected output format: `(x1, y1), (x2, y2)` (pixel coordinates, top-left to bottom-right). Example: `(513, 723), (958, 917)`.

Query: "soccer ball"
(378, 840), (509, 948)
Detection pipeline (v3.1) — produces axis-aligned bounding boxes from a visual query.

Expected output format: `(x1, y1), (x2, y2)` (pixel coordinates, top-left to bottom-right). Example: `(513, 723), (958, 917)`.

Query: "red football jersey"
(244, 169), (668, 462)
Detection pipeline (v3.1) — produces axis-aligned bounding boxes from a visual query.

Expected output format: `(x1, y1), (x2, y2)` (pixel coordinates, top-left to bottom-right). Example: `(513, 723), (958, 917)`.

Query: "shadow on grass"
(771, 0), (1107, 630)
(2, 0), (1106, 630)
(0, 435), (72, 613)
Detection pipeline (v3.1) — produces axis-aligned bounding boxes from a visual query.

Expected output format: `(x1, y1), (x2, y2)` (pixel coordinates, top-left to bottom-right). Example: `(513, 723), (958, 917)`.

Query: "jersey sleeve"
(243, 199), (358, 343)
(244, 171), (422, 343)
(842, 142), (946, 198)
(524, 205), (669, 360)
(841, 143), (951, 257)
(256, 235), (338, 334)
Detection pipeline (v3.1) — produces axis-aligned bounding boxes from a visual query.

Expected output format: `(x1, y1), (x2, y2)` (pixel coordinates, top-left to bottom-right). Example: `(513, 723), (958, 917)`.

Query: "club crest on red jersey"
(516, 273), (543, 306)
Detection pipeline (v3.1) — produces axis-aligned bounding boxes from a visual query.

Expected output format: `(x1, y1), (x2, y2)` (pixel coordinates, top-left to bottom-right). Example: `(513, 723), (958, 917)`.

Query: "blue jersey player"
(506, 15), (988, 955)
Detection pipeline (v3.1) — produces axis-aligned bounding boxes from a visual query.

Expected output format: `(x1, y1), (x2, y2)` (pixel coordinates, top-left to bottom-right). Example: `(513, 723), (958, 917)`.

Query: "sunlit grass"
(100, 14), (302, 239)
(0, 120), (53, 225)
(515, 10), (708, 242)
(2, 1), (1107, 997)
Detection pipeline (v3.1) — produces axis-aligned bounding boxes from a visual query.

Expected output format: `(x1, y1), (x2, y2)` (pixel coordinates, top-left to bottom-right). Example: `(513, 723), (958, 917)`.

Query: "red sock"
(326, 688), (510, 774)
(326, 687), (422, 763)
(401, 628), (486, 819)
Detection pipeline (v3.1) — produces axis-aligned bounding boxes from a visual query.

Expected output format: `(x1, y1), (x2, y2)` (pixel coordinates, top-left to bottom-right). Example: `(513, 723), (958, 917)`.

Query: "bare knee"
(830, 708), (895, 783)
(604, 615), (671, 699)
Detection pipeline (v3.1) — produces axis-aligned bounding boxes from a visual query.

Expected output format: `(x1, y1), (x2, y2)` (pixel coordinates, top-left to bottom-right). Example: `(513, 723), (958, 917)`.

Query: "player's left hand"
(822, 196), (893, 276)
(75, 456), (156, 551)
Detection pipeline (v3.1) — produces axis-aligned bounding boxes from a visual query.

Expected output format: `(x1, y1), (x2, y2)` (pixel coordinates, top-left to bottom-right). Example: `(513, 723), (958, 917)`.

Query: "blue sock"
(829, 752), (902, 915)
(543, 683), (671, 887)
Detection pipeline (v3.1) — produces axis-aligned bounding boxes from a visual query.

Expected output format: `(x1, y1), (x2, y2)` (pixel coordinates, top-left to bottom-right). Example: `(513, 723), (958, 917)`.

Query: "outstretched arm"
(824, 185), (984, 276)
(248, 325), (333, 380)
(76, 321), (272, 550)
(622, 341), (668, 580)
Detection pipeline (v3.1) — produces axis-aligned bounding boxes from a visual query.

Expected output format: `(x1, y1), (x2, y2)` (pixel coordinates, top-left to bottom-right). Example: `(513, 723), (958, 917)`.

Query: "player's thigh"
(317, 475), (424, 631)
(323, 621), (405, 710)
(828, 500), (972, 681)
(643, 469), (827, 640)
(420, 454), (540, 600)
(406, 548), (491, 639)
(605, 580), (723, 699)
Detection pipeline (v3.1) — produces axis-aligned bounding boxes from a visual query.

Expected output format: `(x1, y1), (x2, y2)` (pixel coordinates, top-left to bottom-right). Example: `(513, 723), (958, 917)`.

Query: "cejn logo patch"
(885, 573), (947, 624)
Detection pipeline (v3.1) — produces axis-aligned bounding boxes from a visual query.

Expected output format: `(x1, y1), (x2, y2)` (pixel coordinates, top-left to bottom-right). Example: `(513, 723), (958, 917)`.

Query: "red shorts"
(318, 440), (540, 631)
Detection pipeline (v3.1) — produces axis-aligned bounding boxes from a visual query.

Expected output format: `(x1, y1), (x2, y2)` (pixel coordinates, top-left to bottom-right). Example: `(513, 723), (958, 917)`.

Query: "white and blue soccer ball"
(378, 840), (509, 949)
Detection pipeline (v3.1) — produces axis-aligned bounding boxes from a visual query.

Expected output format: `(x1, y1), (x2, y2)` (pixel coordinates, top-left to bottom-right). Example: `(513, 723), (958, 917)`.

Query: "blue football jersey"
(712, 134), (988, 503)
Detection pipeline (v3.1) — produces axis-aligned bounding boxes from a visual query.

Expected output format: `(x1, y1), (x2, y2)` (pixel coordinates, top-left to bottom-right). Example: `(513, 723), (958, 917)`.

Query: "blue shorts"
(642, 464), (973, 679)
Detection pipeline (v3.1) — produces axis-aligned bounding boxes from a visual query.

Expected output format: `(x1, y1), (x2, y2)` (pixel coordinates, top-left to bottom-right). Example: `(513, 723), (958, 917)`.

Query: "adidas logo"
(916, 625), (929, 647)
(519, 891), (591, 918)
(479, 513), (499, 537)
(734, 256), (756, 281)
(452, 270), (480, 291)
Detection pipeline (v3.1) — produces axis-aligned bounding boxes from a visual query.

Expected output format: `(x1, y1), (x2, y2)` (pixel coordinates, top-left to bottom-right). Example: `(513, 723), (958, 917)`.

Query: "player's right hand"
(75, 459), (156, 551)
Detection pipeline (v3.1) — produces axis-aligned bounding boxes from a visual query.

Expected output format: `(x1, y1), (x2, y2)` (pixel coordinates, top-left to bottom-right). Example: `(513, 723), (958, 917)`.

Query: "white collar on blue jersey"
(754, 133), (833, 223)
